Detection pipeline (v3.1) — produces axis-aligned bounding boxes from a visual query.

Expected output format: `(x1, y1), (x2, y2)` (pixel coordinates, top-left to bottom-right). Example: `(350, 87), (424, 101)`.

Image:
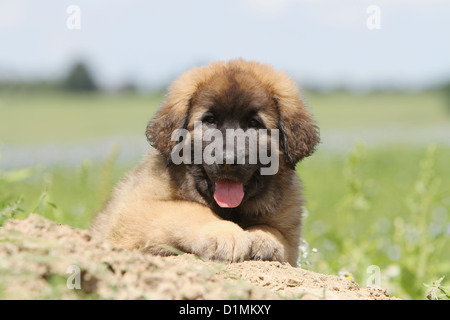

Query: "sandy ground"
(0, 214), (393, 300)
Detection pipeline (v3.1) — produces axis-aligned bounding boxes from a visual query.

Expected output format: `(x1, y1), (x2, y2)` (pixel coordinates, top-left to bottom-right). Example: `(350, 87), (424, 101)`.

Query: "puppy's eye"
(204, 115), (216, 124)
(248, 119), (261, 128)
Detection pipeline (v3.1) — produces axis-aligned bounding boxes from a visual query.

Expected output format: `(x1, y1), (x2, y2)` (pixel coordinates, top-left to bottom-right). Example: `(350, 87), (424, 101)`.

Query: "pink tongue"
(214, 179), (244, 208)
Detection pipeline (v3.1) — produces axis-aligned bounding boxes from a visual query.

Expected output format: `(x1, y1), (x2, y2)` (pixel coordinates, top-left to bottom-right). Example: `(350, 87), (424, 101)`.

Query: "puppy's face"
(146, 60), (320, 210)
(185, 71), (279, 208)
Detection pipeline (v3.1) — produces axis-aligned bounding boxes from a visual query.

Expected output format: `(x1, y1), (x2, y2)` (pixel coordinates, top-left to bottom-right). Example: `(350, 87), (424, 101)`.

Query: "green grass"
(1, 90), (449, 299)
(1, 90), (449, 144)
(305, 90), (450, 129)
(0, 91), (163, 144)
(298, 143), (450, 299)
(0, 151), (127, 228)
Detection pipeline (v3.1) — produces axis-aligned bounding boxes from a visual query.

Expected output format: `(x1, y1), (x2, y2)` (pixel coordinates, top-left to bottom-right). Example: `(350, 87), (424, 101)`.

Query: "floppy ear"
(145, 63), (224, 158)
(145, 98), (191, 159)
(237, 60), (319, 168)
(274, 96), (320, 168)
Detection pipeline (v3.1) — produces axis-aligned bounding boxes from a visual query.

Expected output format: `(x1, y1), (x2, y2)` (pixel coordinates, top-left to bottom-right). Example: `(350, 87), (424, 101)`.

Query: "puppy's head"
(146, 59), (319, 208)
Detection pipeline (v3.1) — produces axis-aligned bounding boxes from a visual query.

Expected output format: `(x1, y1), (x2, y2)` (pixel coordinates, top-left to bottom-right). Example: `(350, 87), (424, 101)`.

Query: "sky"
(0, 0), (449, 90)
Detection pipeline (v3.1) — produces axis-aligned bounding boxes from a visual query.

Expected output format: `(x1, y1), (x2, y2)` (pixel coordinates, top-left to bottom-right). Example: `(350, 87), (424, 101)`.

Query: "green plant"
(0, 164), (34, 226)
(334, 143), (375, 283)
(338, 142), (373, 237)
(0, 196), (24, 227)
(300, 143), (450, 299)
(425, 276), (450, 300)
(97, 145), (121, 206)
(392, 144), (449, 298)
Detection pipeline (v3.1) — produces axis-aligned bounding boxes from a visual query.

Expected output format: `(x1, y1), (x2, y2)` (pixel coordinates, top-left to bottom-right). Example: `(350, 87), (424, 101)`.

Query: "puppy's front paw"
(190, 221), (251, 262)
(247, 228), (285, 262)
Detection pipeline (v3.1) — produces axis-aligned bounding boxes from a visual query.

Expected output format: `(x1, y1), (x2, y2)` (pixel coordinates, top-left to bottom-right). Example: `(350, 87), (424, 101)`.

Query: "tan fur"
(92, 59), (319, 266)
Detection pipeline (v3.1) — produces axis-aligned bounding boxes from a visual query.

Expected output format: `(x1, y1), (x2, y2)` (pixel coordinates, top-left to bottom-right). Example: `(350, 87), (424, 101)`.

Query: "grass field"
(0, 92), (163, 144)
(1, 89), (449, 299)
(1, 90), (449, 144)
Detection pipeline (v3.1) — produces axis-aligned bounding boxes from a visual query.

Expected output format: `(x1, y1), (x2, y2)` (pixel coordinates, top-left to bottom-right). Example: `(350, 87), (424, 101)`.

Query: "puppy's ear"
(240, 61), (319, 168)
(274, 96), (320, 168)
(145, 63), (222, 158)
(145, 98), (191, 159)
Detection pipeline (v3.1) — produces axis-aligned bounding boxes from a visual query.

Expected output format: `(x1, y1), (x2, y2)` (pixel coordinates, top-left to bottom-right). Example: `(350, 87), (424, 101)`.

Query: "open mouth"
(213, 179), (245, 208)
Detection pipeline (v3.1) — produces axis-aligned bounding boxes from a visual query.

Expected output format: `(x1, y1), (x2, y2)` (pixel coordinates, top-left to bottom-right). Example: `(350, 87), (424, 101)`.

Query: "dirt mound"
(0, 214), (393, 300)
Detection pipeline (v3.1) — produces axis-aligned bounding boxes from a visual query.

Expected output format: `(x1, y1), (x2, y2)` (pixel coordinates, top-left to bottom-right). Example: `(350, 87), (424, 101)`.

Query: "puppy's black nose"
(219, 152), (238, 170)
(218, 163), (238, 170)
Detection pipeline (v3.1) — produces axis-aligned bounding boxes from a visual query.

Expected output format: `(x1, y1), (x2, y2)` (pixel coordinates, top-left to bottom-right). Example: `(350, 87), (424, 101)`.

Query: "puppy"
(92, 59), (319, 266)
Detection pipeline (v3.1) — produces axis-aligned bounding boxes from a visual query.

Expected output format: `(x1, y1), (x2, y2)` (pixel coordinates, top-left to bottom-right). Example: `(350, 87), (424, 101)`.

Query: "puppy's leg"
(102, 200), (252, 262)
(246, 225), (294, 265)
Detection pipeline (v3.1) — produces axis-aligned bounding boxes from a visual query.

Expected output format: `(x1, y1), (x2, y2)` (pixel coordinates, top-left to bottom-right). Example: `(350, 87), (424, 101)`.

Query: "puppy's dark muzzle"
(218, 163), (238, 170)
(217, 150), (244, 174)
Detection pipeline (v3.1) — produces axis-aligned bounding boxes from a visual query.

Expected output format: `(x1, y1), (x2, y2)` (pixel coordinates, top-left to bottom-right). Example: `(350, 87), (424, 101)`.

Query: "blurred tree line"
(62, 62), (98, 92)
(0, 61), (450, 112)
(441, 83), (450, 112)
(0, 61), (138, 94)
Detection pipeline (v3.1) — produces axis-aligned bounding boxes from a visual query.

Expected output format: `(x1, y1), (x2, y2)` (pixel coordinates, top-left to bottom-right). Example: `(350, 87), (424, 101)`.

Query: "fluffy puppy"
(92, 59), (319, 266)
